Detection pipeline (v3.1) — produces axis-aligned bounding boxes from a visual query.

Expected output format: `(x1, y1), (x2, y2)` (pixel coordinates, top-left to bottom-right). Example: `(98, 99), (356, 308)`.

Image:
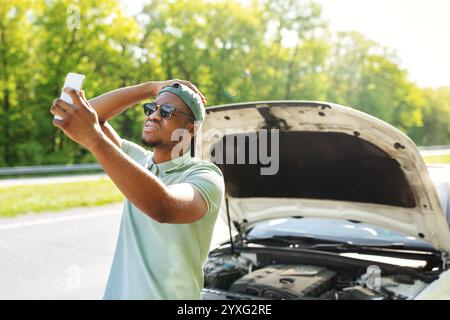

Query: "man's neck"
(152, 146), (189, 164)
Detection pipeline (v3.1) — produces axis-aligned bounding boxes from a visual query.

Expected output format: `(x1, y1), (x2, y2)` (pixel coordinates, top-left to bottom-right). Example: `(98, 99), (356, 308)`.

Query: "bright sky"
(120, 0), (450, 88)
(316, 0), (450, 88)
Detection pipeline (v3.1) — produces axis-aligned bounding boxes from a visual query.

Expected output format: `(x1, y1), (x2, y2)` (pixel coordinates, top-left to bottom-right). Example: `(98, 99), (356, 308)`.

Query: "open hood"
(199, 101), (450, 253)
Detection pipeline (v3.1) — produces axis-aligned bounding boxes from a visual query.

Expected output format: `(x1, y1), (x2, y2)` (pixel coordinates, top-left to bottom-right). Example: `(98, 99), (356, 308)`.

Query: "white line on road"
(0, 211), (120, 231)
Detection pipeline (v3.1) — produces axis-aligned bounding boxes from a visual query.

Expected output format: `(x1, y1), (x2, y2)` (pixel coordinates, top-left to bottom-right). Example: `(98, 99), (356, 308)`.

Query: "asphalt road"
(1, 166), (447, 299)
(0, 203), (230, 300)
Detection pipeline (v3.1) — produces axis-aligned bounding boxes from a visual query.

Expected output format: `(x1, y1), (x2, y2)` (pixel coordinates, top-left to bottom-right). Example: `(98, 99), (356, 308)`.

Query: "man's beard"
(141, 136), (160, 148)
(141, 135), (174, 149)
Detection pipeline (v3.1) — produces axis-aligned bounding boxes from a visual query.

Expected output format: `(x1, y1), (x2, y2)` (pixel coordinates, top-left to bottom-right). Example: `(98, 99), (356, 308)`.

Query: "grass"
(0, 179), (124, 218)
(1, 152), (447, 218)
(423, 154), (450, 164)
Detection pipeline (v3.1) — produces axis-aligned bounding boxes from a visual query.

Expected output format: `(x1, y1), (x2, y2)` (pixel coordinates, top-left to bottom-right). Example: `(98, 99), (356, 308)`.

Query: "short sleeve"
(183, 164), (225, 217)
(121, 139), (150, 164)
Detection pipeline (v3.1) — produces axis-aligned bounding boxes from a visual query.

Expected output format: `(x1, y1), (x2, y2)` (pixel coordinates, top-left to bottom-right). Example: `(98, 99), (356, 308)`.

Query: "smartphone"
(55, 72), (85, 120)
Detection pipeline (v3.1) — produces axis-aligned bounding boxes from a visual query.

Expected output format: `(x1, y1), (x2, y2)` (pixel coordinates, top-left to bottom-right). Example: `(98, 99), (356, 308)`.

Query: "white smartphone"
(55, 72), (85, 120)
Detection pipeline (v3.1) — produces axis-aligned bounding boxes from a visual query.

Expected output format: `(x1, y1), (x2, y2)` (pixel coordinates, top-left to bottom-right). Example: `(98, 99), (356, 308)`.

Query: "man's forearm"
(89, 81), (155, 123)
(89, 134), (173, 222)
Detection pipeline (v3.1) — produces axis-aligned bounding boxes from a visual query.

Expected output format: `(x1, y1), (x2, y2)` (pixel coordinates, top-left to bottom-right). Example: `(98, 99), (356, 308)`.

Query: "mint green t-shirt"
(103, 139), (225, 300)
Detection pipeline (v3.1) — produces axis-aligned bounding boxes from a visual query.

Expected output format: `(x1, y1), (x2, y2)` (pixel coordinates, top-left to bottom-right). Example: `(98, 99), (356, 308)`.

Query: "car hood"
(199, 101), (450, 253)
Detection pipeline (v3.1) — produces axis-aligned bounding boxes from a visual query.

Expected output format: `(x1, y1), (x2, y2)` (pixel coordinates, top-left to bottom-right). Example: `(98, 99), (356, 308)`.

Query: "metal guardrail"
(419, 146), (450, 157)
(418, 145), (450, 151)
(420, 149), (450, 157)
(0, 146), (448, 176)
(0, 163), (103, 176)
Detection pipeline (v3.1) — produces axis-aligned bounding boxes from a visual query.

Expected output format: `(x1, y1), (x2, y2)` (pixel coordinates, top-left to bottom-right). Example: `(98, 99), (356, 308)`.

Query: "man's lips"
(144, 121), (160, 132)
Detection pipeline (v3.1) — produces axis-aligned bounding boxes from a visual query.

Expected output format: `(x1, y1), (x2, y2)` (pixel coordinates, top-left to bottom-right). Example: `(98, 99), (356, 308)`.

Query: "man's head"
(141, 83), (205, 156)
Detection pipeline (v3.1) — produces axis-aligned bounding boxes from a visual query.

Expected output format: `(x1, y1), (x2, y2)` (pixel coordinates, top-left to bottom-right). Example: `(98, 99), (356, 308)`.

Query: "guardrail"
(419, 145), (450, 157)
(418, 145), (450, 151)
(0, 145), (448, 176)
(420, 150), (450, 157)
(0, 163), (103, 176)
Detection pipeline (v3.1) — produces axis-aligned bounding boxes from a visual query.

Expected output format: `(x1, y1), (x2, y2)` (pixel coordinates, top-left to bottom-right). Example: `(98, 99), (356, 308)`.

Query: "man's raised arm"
(88, 81), (154, 124)
(88, 79), (206, 124)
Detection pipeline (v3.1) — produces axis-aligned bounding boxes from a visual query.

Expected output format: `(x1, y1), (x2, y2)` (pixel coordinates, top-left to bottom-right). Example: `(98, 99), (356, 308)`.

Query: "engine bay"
(202, 247), (441, 300)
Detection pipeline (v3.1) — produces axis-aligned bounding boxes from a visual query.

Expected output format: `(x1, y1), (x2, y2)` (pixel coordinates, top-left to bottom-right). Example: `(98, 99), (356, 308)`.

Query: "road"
(0, 203), (230, 300)
(0, 166), (447, 299)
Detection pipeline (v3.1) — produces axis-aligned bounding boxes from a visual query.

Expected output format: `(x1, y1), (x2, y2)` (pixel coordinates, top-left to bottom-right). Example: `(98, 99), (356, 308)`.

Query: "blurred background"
(0, 0), (449, 299)
(1, 0), (449, 168)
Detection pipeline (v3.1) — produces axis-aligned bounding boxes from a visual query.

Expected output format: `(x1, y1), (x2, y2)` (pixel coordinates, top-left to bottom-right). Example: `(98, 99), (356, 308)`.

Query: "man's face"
(141, 92), (194, 149)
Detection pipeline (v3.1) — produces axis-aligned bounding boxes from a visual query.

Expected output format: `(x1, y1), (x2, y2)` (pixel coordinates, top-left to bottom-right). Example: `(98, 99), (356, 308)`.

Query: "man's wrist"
(87, 130), (109, 154)
(144, 81), (159, 98)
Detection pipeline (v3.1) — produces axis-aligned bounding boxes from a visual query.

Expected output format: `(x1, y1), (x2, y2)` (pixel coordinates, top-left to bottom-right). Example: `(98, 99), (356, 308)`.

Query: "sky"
(119, 0), (450, 89)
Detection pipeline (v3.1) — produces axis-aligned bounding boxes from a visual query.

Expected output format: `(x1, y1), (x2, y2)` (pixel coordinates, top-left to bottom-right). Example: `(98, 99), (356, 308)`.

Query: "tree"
(419, 87), (450, 145)
(139, 0), (267, 105)
(0, 0), (41, 166)
(1, 0), (449, 167)
(261, 0), (329, 100)
(32, 0), (140, 164)
(326, 32), (426, 142)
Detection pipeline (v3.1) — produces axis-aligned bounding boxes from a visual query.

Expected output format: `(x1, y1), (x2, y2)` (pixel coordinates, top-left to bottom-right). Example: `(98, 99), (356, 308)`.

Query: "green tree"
(32, 0), (140, 164)
(261, 0), (329, 100)
(1, 0), (449, 167)
(419, 87), (450, 145)
(326, 32), (426, 142)
(0, 0), (41, 166)
(139, 0), (267, 105)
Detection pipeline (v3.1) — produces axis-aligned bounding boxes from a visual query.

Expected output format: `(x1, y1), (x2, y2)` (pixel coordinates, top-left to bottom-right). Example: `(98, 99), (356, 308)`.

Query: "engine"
(203, 253), (430, 300)
(230, 265), (336, 299)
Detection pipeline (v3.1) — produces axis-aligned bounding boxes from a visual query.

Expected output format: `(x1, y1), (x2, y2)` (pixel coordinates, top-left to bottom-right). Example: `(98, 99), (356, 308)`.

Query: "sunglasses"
(142, 102), (195, 121)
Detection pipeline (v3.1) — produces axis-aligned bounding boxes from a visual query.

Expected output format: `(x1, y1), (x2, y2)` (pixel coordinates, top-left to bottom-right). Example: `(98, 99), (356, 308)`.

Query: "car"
(427, 164), (450, 224)
(198, 100), (450, 300)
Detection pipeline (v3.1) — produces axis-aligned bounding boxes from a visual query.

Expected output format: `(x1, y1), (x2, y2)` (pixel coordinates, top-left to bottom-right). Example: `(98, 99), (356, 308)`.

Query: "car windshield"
(246, 217), (433, 249)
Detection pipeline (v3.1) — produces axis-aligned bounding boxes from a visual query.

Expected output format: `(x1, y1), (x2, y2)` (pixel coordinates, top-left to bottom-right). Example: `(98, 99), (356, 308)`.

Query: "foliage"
(0, 0), (448, 166)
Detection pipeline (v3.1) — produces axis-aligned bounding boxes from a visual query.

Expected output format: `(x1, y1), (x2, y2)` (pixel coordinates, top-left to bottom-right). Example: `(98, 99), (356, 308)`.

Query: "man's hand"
(149, 79), (207, 104)
(50, 88), (105, 151)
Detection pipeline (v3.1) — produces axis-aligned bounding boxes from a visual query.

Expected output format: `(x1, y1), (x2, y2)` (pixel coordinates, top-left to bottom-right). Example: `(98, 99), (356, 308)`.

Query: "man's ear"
(187, 121), (196, 136)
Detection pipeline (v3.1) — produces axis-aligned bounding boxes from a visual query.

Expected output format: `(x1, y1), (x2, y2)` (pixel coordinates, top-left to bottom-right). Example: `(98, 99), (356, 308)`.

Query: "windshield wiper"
(243, 235), (412, 251)
(242, 236), (296, 246)
(243, 235), (353, 247)
(308, 242), (407, 250)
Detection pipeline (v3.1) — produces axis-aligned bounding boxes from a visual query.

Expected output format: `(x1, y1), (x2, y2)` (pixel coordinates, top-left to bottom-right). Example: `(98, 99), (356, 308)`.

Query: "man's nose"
(148, 109), (162, 121)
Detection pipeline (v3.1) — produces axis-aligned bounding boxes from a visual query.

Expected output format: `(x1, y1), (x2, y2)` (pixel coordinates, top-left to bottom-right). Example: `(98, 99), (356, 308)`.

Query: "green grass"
(1, 153), (448, 218)
(0, 179), (124, 218)
(423, 154), (450, 164)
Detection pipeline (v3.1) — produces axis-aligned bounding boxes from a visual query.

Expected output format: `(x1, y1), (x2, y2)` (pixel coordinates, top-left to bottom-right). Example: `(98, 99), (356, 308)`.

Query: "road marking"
(0, 211), (120, 231)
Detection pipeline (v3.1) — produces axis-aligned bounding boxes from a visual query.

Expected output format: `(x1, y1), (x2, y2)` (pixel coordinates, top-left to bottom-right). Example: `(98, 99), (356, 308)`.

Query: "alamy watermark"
(170, 125), (280, 176)
(66, 265), (82, 291)
(361, 265), (382, 290)
(67, 2), (81, 31)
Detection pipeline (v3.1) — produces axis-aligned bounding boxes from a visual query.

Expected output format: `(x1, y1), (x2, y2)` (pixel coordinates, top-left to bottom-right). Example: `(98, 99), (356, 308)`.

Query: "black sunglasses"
(142, 102), (195, 121)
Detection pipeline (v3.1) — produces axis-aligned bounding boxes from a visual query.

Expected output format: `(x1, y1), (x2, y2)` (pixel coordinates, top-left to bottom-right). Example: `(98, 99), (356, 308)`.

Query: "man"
(50, 79), (225, 299)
